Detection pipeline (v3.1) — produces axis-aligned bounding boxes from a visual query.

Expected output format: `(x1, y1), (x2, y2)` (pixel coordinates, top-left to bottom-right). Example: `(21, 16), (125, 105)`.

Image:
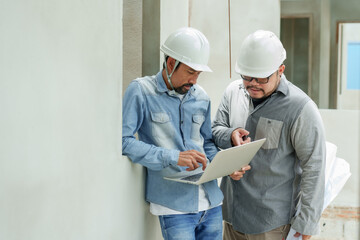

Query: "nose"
(189, 72), (200, 84)
(189, 78), (197, 85)
(248, 78), (260, 85)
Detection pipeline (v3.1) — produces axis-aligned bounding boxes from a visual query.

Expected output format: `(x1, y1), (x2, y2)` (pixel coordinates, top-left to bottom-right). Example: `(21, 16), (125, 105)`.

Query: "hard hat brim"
(185, 62), (212, 72)
(161, 46), (212, 72)
(235, 62), (277, 78)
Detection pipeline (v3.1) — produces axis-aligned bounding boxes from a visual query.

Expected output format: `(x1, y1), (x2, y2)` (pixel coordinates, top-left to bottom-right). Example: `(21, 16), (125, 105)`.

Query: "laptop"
(164, 138), (266, 185)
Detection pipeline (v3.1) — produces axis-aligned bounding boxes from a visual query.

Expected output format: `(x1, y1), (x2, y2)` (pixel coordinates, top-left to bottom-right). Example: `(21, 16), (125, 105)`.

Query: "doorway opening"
(280, 17), (311, 97)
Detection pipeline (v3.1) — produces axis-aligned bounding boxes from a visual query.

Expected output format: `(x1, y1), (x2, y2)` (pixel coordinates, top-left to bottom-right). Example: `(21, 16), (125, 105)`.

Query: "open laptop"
(164, 138), (266, 185)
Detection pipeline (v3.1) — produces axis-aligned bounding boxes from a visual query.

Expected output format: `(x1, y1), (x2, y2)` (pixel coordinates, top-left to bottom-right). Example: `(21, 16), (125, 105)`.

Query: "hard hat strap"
(164, 54), (179, 90)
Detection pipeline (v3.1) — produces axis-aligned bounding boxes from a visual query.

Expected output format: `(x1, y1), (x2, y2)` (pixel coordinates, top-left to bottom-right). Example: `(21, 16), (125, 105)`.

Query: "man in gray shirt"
(212, 30), (326, 240)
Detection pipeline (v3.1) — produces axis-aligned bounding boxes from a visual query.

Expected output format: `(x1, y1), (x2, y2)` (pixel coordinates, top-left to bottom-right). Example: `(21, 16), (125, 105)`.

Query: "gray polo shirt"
(212, 76), (326, 235)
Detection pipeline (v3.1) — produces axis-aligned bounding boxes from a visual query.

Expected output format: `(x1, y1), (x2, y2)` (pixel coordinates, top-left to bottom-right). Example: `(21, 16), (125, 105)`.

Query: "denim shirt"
(212, 76), (325, 235)
(122, 71), (223, 212)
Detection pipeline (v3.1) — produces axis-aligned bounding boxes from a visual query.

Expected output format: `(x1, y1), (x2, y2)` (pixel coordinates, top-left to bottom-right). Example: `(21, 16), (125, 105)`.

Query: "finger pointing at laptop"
(178, 150), (207, 171)
(231, 128), (251, 146)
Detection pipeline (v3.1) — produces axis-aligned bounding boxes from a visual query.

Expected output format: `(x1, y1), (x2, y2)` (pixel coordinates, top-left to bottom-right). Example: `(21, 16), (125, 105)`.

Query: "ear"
(279, 64), (285, 75)
(167, 57), (178, 72)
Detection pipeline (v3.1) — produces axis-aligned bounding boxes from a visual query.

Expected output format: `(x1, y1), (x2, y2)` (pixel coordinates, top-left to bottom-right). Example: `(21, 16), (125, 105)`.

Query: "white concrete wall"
(120, 157), (163, 239)
(319, 110), (360, 207)
(123, 0), (143, 92)
(122, 1), (163, 239)
(0, 1), (126, 239)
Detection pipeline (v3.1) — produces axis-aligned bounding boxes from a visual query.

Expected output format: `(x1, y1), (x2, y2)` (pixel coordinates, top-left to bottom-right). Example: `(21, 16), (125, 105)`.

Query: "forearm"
(122, 136), (179, 171)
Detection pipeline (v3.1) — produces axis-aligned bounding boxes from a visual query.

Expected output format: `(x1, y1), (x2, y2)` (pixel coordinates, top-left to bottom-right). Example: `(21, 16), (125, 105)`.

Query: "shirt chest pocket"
(150, 112), (174, 144)
(254, 117), (283, 150)
(191, 114), (205, 141)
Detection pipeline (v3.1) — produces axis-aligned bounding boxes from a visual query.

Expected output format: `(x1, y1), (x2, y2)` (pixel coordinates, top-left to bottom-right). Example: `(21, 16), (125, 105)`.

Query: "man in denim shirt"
(212, 30), (326, 240)
(122, 27), (224, 240)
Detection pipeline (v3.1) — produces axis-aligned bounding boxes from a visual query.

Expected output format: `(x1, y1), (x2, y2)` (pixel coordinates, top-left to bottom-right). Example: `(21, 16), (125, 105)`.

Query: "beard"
(174, 83), (193, 94)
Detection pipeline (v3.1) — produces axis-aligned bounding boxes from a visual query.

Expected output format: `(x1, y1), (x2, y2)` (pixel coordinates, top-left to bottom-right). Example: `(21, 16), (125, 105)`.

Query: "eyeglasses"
(240, 72), (276, 84)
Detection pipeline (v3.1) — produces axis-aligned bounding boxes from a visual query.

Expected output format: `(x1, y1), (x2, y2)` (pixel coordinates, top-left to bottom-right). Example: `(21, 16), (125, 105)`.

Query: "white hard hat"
(235, 30), (286, 78)
(160, 27), (212, 72)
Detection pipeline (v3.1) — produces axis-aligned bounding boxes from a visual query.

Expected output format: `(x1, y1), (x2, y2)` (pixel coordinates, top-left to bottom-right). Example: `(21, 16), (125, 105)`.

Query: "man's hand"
(178, 150), (207, 171)
(231, 128), (250, 146)
(229, 165), (251, 180)
(294, 232), (311, 240)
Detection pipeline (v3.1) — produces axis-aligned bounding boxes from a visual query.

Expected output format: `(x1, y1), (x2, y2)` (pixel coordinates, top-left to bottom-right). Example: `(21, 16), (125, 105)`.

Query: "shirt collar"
(155, 70), (196, 98)
(156, 71), (169, 93)
(275, 74), (289, 96)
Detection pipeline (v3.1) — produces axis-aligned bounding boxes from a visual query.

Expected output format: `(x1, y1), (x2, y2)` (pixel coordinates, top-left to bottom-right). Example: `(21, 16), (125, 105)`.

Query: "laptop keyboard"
(180, 172), (203, 182)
